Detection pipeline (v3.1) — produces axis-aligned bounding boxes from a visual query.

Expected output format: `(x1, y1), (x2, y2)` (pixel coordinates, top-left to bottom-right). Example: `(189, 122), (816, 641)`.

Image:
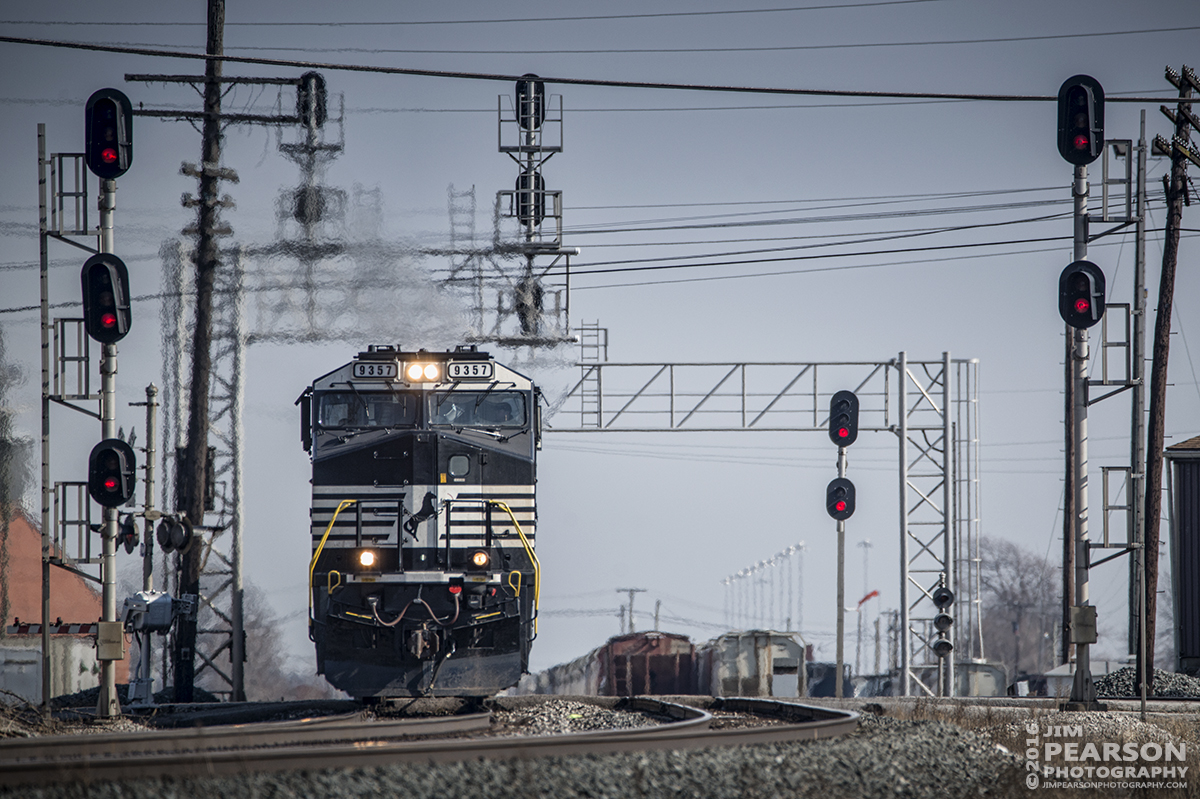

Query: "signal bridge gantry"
(546, 352), (982, 698)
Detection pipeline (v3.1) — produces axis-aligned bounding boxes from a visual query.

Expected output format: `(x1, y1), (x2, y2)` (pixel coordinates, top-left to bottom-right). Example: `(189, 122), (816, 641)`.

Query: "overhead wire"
(215, 26), (1200, 55)
(0, 35), (1178, 103)
(0, 2), (948, 27)
(435, 212), (1072, 275)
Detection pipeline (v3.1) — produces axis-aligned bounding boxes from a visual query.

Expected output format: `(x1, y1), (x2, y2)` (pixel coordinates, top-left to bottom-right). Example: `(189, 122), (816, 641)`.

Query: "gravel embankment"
(3, 712), (1027, 799)
(488, 698), (664, 735)
(1096, 668), (1200, 698)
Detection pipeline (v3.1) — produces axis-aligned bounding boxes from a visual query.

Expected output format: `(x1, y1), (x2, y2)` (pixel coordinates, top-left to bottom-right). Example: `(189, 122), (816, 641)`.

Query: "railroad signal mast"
(83, 88), (137, 719)
(825, 390), (858, 699)
(1056, 74), (1108, 712)
(452, 75), (577, 348)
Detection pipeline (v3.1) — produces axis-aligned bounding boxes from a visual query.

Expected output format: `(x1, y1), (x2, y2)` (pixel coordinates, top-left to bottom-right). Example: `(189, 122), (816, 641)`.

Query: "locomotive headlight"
(469, 549), (490, 569)
(357, 549), (378, 568)
(404, 362), (442, 382)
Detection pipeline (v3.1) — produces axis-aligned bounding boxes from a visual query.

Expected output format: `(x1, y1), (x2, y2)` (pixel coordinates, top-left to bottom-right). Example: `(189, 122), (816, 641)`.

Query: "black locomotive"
(299, 345), (540, 697)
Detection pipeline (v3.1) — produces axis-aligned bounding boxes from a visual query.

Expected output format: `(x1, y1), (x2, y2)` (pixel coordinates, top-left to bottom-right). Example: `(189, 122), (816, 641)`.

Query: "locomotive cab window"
(431, 391), (526, 429)
(317, 391), (418, 428)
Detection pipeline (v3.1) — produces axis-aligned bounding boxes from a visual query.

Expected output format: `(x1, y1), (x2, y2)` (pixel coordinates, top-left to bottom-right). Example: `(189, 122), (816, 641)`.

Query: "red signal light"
(1074, 298), (1090, 314)
(838, 427), (849, 439)
(103, 477), (118, 491)
(100, 312), (117, 328)
(101, 148), (118, 164)
(1073, 134), (1089, 150)
(835, 500), (847, 512)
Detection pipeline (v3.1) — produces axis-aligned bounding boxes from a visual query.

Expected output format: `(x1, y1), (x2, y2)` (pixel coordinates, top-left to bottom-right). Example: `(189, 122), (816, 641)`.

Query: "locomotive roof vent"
(358, 344), (398, 360)
(455, 344), (478, 353)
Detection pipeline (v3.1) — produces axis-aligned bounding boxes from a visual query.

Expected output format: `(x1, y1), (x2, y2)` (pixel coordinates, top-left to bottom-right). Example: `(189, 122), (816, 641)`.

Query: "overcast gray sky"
(2, 1), (1199, 680)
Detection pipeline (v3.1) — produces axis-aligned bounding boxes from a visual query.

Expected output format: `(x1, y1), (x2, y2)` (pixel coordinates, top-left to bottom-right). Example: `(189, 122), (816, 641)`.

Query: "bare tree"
(238, 583), (345, 701)
(979, 537), (1060, 680)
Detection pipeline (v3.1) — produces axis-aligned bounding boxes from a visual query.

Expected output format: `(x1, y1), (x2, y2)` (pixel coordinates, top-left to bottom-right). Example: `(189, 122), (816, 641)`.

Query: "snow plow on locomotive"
(299, 345), (540, 697)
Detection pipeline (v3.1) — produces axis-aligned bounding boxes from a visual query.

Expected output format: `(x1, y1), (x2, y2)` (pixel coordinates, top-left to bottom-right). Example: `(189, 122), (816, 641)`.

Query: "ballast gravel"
(3, 712), (1028, 799)
(1095, 667), (1200, 698)
(489, 698), (663, 735)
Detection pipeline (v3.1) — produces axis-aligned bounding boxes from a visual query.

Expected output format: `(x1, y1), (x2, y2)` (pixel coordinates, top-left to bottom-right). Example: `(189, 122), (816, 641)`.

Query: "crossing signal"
(1057, 75), (1104, 166)
(828, 390), (859, 447)
(1058, 260), (1106, 330)
(85, 88), (133, 180)
(156, 515), (194, 554)
(81, 254), (131, 344)
(88, 439), (136, 507)
(826, 477), (855, 521)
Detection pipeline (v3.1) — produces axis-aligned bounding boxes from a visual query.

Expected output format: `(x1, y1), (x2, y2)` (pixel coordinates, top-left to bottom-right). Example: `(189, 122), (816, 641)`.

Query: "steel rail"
(0, 698), (857, 788)
(0, 710), (490, 771)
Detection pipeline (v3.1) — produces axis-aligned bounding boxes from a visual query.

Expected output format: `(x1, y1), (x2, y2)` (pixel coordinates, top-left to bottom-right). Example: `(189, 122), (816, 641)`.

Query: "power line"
(561, 198), (1071, 236)
(571, 186), (1066, 211)
(573, 233), (1198, 291)
(216, 26), (1200, 55)
(0, 2), (945, 28)
(0, 35), (1176, 102)
(437, 213), (1070, 274)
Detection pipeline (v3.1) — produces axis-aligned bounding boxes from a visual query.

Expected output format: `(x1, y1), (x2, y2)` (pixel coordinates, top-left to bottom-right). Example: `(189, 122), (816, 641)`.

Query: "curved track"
(0, 697), (858, 789)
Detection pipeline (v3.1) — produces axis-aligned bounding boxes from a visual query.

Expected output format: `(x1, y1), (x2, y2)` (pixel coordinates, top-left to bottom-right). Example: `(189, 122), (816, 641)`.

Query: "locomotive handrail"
(308, 499), (357, 632)
(490, 500), (541, 634)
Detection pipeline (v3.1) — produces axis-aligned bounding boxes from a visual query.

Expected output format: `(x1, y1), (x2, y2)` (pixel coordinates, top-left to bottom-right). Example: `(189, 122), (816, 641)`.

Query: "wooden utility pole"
(1144, 64), (1198, 689)
(175, 0), (225, 703)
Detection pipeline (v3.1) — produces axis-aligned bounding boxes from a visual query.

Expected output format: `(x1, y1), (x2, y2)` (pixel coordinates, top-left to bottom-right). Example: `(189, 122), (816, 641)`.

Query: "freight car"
(516, 632), (698, 696)
(300, 345), (540, 697)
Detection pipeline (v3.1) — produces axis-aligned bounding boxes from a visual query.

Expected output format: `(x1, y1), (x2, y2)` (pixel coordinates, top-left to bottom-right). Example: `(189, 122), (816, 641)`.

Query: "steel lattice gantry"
(159, 241), (246, 700)
(546, 352), (981, 696)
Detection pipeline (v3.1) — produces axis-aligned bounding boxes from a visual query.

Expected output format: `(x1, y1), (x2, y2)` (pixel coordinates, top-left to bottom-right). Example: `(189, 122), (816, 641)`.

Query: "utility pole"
(127, 384), (159, 706)
(176, 0), (225, 703)
(1130, 112), (1148, 676)
(616, 588), (645, 634)
(1146, 65), (1199, 688)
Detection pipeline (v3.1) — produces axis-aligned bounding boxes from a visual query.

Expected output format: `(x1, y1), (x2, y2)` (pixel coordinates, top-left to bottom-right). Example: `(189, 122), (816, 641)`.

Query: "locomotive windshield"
(431, 391), (526, 429)
(318, 391), (419, 428)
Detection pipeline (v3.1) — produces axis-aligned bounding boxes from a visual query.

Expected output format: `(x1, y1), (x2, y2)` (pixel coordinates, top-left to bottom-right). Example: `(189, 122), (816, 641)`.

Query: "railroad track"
(0, 697), (857, 789)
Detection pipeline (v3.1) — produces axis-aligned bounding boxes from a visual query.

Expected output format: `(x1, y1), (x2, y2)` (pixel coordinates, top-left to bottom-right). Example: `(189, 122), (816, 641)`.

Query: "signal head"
(85, 88), (133, 179)
(827, 390), (860, 447)
(87, 439), (136, 507)
(516, 73), (545, 131)
(1057, 75), (1104, 166)
(81, 254), (131, 344)
(826, 477), (856, 521)
(932, 585), (955, 610)
(1058, 260), (1106, 329)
